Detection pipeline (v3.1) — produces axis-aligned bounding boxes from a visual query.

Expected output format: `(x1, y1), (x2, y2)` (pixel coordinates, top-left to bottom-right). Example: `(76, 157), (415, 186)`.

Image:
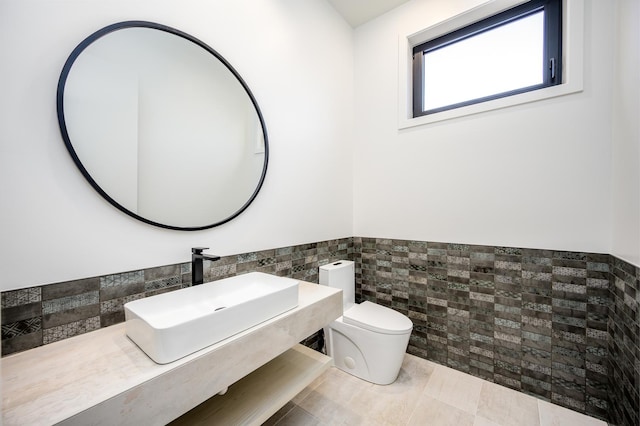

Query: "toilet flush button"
(344, 356), (356, 369)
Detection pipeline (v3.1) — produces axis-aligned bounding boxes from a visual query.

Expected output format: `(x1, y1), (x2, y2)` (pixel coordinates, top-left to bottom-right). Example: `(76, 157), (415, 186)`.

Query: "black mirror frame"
(56, 20), (269, 231)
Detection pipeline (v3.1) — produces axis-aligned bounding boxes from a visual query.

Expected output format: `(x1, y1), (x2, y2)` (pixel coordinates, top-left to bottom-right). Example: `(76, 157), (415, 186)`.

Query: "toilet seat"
(343, 301), (413, 335)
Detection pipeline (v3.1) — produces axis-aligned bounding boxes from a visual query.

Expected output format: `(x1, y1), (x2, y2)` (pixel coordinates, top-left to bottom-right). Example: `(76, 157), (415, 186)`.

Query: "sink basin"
(124, 272), (299, 364)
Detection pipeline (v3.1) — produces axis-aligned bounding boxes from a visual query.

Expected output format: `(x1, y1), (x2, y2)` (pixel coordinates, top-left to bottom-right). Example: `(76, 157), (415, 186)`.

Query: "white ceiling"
(327, 0), (411, 27)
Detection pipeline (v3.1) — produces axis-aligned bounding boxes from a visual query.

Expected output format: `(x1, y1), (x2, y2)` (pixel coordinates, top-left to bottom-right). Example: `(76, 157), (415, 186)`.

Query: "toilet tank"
(319, 260), (355, 306)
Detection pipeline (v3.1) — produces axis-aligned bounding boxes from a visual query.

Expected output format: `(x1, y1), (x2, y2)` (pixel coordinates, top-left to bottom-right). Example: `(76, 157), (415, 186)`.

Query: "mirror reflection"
(58, 22), (268, 230)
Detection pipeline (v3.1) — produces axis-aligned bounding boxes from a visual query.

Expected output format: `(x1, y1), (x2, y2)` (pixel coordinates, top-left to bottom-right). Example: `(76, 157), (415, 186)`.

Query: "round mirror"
(57, 21), (268, 230)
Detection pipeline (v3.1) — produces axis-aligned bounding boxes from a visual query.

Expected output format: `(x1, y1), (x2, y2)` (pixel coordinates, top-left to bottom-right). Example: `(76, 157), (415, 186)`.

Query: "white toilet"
(319, 260), (413, 385)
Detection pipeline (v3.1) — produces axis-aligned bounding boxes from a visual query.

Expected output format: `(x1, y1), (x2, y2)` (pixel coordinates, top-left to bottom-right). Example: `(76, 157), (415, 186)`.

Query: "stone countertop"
(1, 281), (342, 426)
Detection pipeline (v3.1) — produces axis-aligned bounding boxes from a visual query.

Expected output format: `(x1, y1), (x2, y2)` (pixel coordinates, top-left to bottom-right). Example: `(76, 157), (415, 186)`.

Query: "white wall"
(352, 0), (615, 254)
(0, 0), (354, 291)
(611, 0), (640, 266)
(0, 0), (635, 292)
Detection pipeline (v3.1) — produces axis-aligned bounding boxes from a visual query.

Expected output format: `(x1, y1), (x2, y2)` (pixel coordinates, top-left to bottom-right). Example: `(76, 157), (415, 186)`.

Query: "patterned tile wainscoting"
(1, 238), (354, 356)
(1, 236), (638, 426)
(351, 237), (639, 426)
(609, 257), (640, 426)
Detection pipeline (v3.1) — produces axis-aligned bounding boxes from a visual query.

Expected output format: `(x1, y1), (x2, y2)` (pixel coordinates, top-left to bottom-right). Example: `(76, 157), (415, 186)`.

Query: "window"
(412, 0), (562, 117)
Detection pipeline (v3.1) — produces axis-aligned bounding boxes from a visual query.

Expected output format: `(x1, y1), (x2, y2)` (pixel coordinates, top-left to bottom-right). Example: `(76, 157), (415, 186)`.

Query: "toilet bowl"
(319, 260), (413, 385)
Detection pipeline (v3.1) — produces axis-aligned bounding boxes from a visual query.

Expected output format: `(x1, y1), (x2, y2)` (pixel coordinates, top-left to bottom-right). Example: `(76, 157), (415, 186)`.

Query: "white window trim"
(398, 0), (584, 129)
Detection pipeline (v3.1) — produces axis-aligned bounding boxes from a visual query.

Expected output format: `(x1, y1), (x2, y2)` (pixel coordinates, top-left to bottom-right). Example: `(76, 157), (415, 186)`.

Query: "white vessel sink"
(124, 272), (299, 364)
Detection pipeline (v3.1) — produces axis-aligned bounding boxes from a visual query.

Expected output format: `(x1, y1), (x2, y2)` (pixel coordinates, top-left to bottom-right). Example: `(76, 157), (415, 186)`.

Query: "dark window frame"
(412, 0), (562, 117)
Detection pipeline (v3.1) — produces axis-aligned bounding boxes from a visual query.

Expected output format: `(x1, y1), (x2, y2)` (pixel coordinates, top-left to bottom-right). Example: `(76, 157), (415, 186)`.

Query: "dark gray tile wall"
(352, 237), (618, 423)
(1, 236), (638, 425)
(1, 238), (354, 355)
(608, 257), (640, 426)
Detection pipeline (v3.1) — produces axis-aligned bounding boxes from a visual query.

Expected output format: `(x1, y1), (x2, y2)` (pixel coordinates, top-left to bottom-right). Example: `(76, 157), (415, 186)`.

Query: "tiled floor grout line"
(536, 400), (544, 426)
(404, 364), (434, 426)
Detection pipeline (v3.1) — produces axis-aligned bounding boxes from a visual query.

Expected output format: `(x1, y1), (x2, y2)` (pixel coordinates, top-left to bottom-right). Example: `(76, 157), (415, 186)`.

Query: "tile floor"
(264, 353), (607, 426)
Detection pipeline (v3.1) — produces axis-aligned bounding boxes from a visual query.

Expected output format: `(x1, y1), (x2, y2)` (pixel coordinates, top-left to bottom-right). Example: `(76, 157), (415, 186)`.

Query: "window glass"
(413, 0), (561, 117)
(422, 11), (544, 111)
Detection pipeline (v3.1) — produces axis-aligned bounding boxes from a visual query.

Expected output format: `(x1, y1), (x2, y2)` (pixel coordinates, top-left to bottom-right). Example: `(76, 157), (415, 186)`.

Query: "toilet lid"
(343, 301), (413, 335)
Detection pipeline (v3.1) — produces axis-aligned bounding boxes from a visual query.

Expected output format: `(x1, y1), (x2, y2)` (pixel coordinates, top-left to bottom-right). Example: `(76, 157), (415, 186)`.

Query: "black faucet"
(191, 247), (221, 286)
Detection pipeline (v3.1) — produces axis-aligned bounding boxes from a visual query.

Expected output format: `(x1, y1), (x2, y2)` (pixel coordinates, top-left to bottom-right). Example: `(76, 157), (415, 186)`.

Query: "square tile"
(408, 395), (475, 426)
(538, 399), (606, 426)
(477, 381), (540, 426)
(422, 363), (484, 415)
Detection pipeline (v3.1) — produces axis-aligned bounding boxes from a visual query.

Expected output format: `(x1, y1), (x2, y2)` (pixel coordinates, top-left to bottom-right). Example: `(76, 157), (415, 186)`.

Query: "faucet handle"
(192, 247), (210, 254)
